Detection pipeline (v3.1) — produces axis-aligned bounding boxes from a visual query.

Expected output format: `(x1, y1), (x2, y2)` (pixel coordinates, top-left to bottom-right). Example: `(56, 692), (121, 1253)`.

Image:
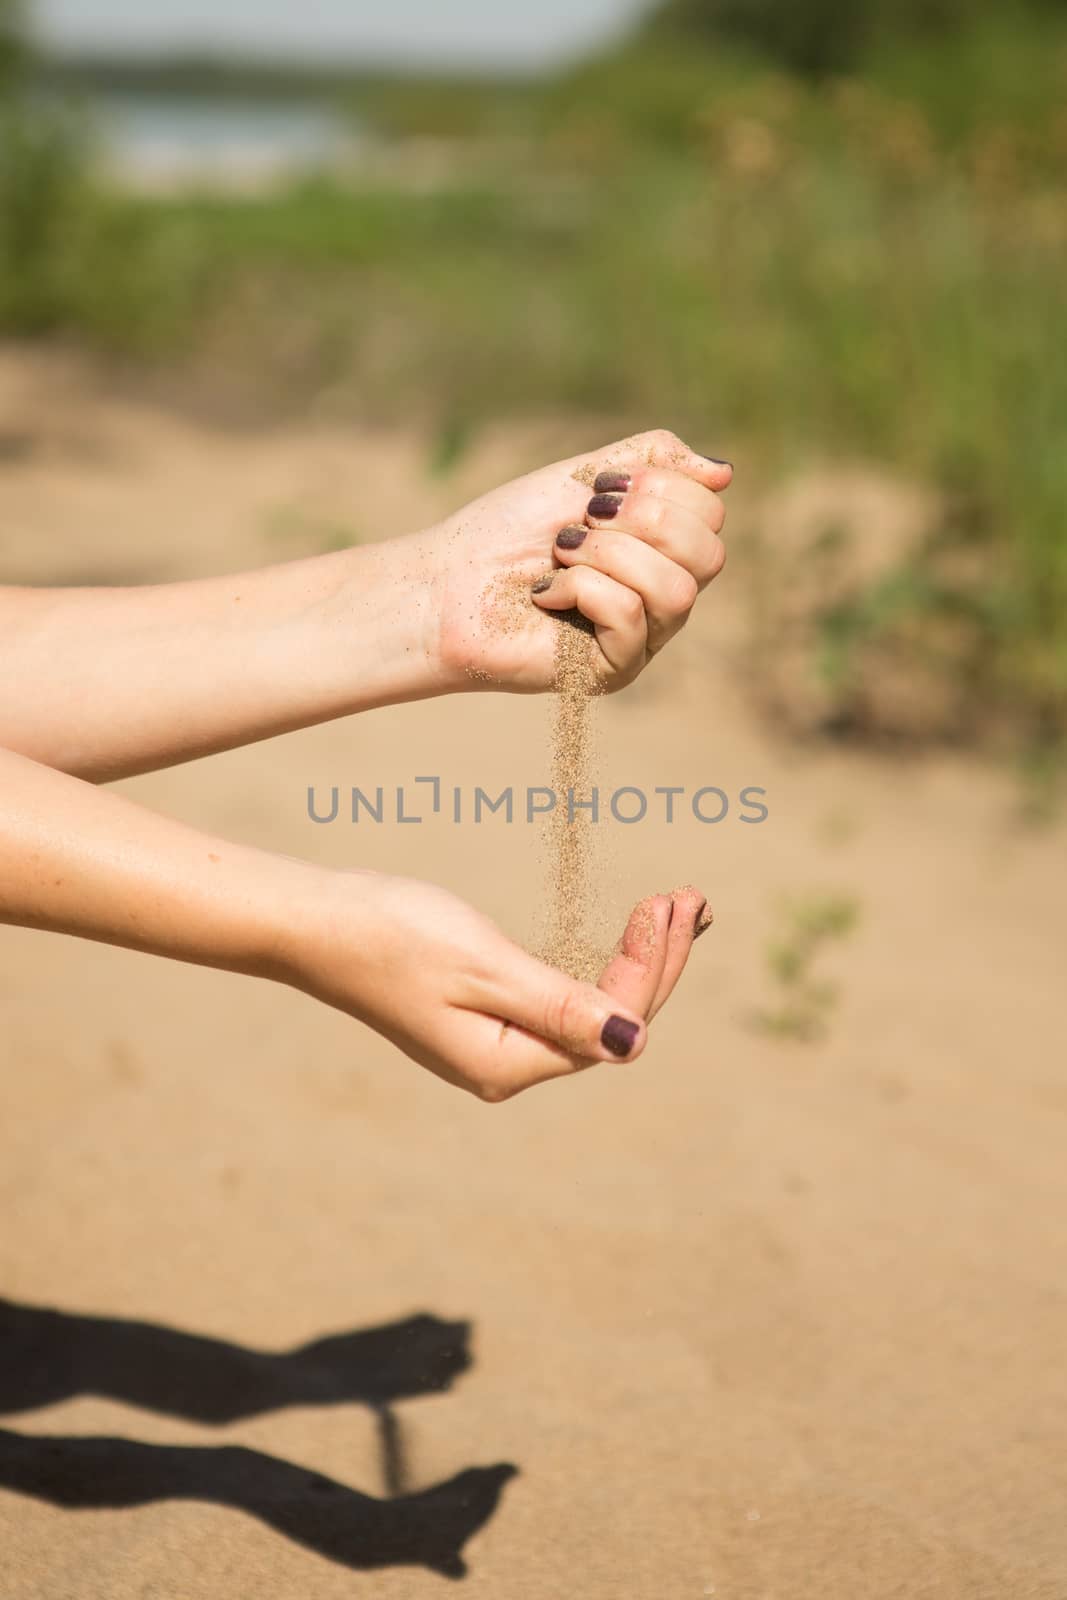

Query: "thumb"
(502, 949), (648, 1063)
(466, 939), (648, 1081)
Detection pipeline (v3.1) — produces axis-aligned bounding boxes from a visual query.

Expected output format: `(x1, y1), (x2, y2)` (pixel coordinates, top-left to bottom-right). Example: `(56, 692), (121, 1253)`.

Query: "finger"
(496, 948), (648, 1061)
(448, 941), (651, 1100)
(532, 564), (648, 679)
(547, 526), (697, 653)
(583, 490), (725, 589)
(596, 895), (673, 1017)
(585, 492), (725, 588)
(588, 466), (727, 535)
(568, 429), (733, 496)
(648, 886), (709, 1021)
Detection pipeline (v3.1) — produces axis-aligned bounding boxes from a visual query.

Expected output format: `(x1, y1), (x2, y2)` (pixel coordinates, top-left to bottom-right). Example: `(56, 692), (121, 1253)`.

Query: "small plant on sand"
(754, 891), (861, 1041)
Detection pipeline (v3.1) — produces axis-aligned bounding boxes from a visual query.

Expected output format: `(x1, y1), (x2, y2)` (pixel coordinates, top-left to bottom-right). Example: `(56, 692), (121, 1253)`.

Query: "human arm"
(0, 743), (707, 1100)
(0, 538), (444, 783)
(0, 430), (730, 782)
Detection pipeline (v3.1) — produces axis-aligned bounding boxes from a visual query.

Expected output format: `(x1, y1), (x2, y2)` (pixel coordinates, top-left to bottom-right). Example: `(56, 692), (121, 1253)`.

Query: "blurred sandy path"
(1, 352), (1065, 1598)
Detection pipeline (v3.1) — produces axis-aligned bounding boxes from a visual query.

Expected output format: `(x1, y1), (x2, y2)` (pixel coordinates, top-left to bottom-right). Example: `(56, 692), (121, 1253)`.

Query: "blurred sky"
(33, 0), (656, 70)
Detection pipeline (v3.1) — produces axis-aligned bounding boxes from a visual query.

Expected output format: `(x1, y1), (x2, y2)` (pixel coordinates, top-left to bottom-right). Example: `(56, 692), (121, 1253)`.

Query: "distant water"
(91, 91), (355, 184)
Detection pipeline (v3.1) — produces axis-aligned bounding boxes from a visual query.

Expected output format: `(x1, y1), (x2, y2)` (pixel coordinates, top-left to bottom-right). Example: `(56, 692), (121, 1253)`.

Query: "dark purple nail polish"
(693, 904), (714, 941)
(531, 573), (555, 594)
(704, 456), (733, 469)
(601, 1015), (639, 1058)
(593, 471), (632, 494)
(587, 494), (623, 520)
(556, 525), (588, 550)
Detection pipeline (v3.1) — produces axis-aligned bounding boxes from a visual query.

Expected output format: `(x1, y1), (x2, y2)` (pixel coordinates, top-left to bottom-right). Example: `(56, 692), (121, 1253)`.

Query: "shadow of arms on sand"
(0, 1298), (470, 1421)
(0, 1297), (517, 1578)
(0, 1429), (517, 1579)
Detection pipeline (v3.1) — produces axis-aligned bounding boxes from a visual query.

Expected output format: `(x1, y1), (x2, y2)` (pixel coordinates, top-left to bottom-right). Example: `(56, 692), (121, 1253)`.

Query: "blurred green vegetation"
(1, 0), (1065, 753)
(648, 0), (1066, 77)
(756, 891), (862, 1042)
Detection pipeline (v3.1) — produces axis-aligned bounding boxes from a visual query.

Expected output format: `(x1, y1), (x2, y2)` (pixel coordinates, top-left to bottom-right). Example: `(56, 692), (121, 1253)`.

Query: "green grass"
(755, 893), (862, 1042)
(1, 12), (1066, 752)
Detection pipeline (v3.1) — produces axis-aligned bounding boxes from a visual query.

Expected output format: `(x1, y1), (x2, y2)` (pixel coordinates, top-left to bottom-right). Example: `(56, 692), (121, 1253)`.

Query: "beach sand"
(1, 351), (1065, 1598)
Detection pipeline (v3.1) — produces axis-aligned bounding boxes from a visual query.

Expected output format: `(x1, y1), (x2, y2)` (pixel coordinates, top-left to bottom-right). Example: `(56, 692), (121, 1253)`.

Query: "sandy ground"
(1, 351), (1066, 1598)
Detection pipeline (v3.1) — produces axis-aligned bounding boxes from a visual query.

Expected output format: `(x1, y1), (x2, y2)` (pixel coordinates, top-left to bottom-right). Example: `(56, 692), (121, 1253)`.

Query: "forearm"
(0, 534), (450, 782)
(0, 746), (679, 1102)
(0, 744), (311, 979)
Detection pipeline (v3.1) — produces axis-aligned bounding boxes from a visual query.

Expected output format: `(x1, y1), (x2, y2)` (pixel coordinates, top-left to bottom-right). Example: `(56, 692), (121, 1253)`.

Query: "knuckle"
(641, 496), (667, 534)
(618, 586), (646, 627)
(547, 985), (589, 1050)
(569, 568), (596, 608)
(650, 426), (681, 451)
(706, 537), (727, 579)
(540, 986), (566, 1041)
(632, 427), (677, 459)
(708, 494), (727, 533)
(668, 570), (699, 615)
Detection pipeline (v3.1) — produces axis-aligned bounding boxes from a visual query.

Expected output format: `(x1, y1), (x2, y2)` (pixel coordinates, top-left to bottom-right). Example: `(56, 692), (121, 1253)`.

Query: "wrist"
(314, 534), (460, 711)
(188, 845), (321, 988)
(260, 859), (382, 1004)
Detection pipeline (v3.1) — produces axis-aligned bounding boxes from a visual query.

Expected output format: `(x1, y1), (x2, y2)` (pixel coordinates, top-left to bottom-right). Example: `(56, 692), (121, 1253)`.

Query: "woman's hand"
(0, 426), (728, 782)
(0, 747), (710, 1103)
(282, 871), (711, 1101)
(425, 428), (731, 694)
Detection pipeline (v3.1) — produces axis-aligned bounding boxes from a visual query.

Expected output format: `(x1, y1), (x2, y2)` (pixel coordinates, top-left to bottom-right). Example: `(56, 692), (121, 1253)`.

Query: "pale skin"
(0, 429), (730, 1100)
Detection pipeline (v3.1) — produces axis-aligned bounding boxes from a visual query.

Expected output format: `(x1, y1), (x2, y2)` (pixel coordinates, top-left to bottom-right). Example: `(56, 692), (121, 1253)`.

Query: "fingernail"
(704, 456), (733, 469)
(531, 573), (555, 594)
(693, 904), (714, 941)
(587, 494), (623, 520)
(593, 471), (632, 494)
(601, 1015), (640, 1058)
(556, 525), (588, 550)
